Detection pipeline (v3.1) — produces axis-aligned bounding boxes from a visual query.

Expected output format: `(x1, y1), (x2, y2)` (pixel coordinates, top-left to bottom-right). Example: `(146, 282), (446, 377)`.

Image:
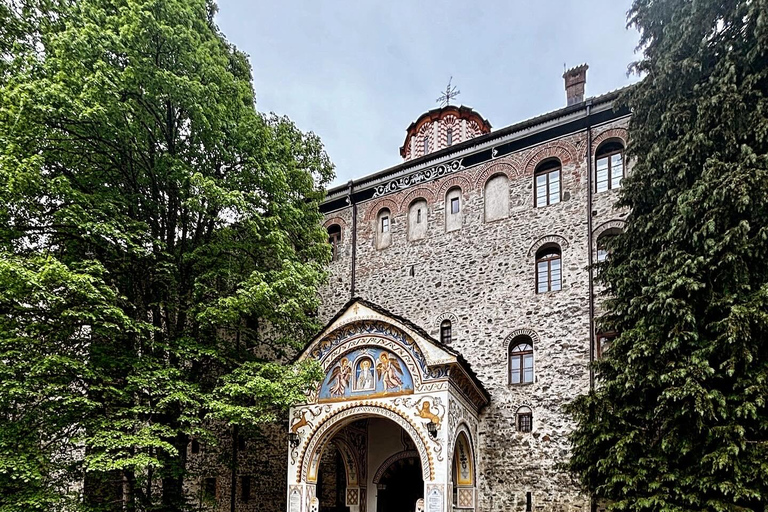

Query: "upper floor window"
(423, 137), (430, 155)
(516, 406), (533, 433)
(408, 199), (428, 241)
(509, 338), (534, 384)
(536, 245), (562, 293)
(534, 159), (561, 207)
(327, 224), (341, 262)
(440, 320), (452, 345)
(376, 208), (392, 250)
(447, 127), (453, 146)
(595, 141), (625, 192)
(445, 187), (462, 232)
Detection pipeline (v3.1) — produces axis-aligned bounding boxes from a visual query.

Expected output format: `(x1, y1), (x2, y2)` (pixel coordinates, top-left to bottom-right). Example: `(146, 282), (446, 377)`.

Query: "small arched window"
(440, 320), (452, 345)
(327, 224), (341, 262)
(509, 339), (534, 384)
(376, 208), (392, 250)
(536, 245), (562, 293)
(445, 187), (462, 232)
(423, 136), (430, 155)
(596, 140), (625, 192)
(446, 127), (453, 146)
(534, 159), (561, 207)
(516, 406), (533, 433)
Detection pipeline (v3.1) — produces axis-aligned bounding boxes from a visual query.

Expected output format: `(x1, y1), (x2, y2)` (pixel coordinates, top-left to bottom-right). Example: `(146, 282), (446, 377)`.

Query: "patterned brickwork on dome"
(400, 105), (491, 161)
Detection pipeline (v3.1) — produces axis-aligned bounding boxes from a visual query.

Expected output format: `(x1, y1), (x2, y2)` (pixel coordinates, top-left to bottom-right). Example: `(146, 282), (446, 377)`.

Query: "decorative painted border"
(373, 159), (462, 198)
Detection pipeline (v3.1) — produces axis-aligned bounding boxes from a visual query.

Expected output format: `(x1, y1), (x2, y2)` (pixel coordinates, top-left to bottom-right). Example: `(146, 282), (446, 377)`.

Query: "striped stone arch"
(593, 219), (626, 239)
(503, 328), (541, 349)
(527, 234), (570, 256)
(397, 187), (437, 211)
(473, 161), (520, 191)
(523, 141), (579, 176)
(323, 216), (348, 229)
(591, 127), (629, 156)
(436, 174), (473, 200)
(362, 197), (399, 223)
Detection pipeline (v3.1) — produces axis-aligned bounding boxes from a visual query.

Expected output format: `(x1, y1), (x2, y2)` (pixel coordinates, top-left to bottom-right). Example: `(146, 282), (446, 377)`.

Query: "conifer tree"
(0, 0), (331, 510)
(568, 0), (768, 510)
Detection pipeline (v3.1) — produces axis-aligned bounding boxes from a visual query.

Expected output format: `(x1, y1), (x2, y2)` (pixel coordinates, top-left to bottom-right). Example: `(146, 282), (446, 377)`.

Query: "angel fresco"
(376, 352), (404, 391)
(329, 357), (352, 397)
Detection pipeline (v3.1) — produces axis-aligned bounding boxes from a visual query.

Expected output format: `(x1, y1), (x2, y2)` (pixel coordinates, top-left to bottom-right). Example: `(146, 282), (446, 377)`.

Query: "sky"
(216, 1), (641, 187)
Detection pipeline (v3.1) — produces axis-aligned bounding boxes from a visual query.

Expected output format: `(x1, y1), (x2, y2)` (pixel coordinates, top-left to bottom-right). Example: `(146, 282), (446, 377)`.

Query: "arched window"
(596, 228), (621, 263)
(408, 199), (428, 241)
(440, 320), (452, 345)
(516, 406), (533, 433)
(423, 136), (430, 155)
(445, 187), (462, 232)
(376, 208), (391, 250)
(596, 140), (625, 192)
(484, 174), (510, 222)
(327, 224), (341, 262)
(534, 159), (561, 207)
(509, 338), (534, 384)
(536, 245), (562, 293)
(446, 127), (453, 146)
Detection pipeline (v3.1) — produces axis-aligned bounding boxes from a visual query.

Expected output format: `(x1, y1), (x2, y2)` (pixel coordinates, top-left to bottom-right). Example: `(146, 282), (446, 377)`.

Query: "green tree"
(0, 0), (331, 510)
(568, 0), (768, 510)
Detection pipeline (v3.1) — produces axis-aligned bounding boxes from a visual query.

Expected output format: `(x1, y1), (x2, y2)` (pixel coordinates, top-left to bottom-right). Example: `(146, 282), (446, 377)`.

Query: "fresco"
(319, 348), (414, 402)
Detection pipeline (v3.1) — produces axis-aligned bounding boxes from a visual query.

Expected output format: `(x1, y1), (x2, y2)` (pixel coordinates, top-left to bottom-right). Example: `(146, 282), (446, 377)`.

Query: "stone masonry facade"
(318, 112), (630, 511)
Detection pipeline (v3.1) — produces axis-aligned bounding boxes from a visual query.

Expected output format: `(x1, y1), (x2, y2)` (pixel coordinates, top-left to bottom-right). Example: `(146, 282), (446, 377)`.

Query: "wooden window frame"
(509, 342), (534, 384)
(595, 146), (625, 193)
(381, 215), (389, 233)
(536, 248), (562, 293)
(534, 162), (562, 207)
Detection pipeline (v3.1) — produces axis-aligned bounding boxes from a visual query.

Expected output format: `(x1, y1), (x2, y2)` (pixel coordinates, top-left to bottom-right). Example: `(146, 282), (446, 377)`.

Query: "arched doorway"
(375, 453), (423, 512)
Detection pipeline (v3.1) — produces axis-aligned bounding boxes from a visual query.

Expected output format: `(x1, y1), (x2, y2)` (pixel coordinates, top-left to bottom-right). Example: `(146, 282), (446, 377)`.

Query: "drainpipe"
(585, 98), (597, 512)
(348, 180), (357, 299)
(585, 99), (595, 391)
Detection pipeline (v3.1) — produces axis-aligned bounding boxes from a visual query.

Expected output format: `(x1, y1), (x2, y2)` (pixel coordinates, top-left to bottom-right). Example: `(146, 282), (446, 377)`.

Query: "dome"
(399, 105), (491, 161)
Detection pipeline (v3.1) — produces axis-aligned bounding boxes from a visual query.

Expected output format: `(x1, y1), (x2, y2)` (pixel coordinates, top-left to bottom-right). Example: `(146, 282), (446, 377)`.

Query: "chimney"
(563, 64), (588, 106)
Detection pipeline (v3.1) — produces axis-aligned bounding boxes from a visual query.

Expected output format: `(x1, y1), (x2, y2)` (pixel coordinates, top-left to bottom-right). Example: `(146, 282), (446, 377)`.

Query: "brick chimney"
(563, 64), (588, 106)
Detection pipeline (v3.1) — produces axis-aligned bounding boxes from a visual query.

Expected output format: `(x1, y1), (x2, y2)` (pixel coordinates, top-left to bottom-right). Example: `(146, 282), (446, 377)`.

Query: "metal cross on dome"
(436, 77), (460, 107)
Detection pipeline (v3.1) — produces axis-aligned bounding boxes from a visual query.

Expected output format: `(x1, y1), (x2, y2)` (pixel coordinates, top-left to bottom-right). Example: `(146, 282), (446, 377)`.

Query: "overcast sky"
(216, 1), (641, 186)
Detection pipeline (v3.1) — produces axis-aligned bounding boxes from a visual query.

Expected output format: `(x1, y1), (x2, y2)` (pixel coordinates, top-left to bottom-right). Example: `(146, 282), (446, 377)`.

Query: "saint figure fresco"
(329, 357), (352, 397)
(355, 358), (375, 390)
(376, 352), (404, 391)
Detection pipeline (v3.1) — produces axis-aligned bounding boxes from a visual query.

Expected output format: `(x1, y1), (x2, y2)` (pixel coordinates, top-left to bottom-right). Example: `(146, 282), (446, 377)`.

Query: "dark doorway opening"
(376, 456), (423, 512)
